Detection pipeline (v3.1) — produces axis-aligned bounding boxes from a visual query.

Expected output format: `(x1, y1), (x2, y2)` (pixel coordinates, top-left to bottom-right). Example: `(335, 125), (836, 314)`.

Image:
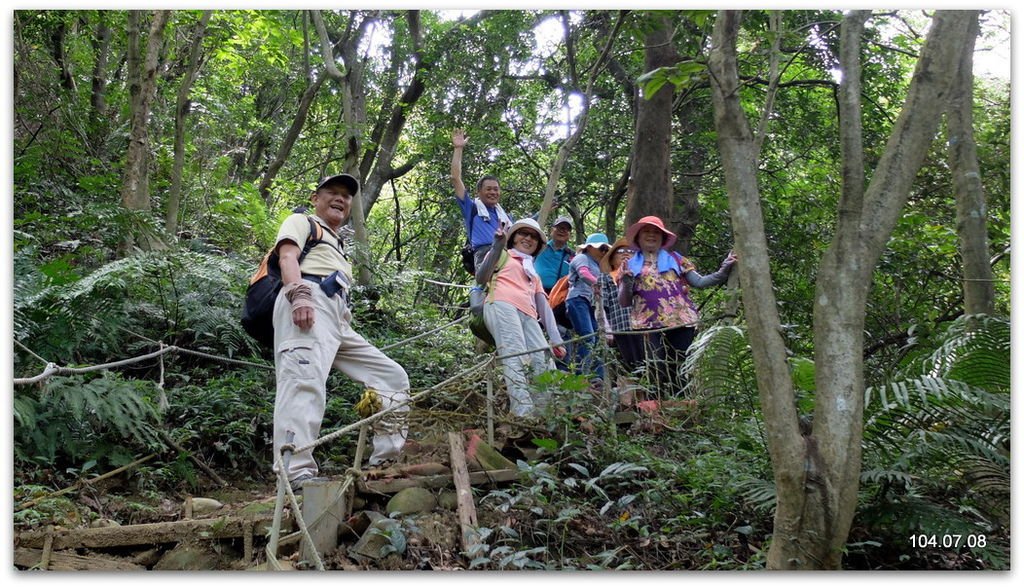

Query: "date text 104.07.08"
(909, 534), (987, 549)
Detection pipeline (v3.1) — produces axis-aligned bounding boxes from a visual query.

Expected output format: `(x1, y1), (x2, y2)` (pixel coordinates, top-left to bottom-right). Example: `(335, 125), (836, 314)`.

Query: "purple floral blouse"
(629, 256), (700, 329)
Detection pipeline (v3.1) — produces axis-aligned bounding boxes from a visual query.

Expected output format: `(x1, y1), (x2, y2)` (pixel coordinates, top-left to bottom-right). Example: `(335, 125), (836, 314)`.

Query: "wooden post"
(447, 432), (480, 553)
(40, 527), (54, 570)
(486, 360), (495, 446)
(268, 431), (294, 561)
(300, 479), (349, 564)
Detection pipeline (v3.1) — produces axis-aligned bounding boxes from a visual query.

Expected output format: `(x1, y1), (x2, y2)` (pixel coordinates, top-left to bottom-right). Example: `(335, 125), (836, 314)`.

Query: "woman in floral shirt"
(616, 216), (736, 395)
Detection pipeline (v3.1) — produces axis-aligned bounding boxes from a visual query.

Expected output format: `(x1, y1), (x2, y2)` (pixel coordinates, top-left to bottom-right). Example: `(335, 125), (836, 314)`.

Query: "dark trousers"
(612, 332), (645, 374)
(566, 296), (604, 381)
(640, 326), (696, 396)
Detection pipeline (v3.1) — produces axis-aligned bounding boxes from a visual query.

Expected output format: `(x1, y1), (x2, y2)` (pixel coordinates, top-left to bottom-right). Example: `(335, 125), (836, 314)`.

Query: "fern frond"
(684, 325), (756, 404)
(735, 477), (776, 513)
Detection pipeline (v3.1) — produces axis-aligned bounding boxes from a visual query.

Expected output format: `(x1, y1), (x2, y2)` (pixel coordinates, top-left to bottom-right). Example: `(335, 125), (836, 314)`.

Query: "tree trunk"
(625, 16), (677, 230)
(536, 12), (623, 228)
(257, 73), (327, 206)
(120, 10), (170, 254)
(709, 9), (974, 569)
(166, 11), (212, 238)
(51, 18), (76, 92)
(88, 14), (112, 145)
(947, 13), (995, 317)
(360, 11), (432, 218)
(314, 10), (375, 286)
(708, 9), (806, 568)
(672, 113), (704, 255)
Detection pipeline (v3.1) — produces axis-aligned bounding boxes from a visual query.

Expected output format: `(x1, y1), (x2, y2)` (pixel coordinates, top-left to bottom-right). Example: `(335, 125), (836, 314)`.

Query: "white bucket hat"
(505, 218), (546, 256)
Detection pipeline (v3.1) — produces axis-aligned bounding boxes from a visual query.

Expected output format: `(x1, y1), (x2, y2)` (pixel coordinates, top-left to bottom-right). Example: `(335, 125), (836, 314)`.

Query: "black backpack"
(459, 204), (479, 275)
(241, 216), (324, 349)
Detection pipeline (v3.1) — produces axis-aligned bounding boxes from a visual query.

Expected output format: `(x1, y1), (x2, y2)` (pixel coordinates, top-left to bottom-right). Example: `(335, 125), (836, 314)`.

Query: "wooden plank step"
(16, 511), (290, 550)
(14, 547), (146, 571)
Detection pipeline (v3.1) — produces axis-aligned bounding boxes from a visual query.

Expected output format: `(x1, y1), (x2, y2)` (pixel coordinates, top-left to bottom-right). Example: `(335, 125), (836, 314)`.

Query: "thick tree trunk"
(947, 13), (995, 317)
(708, 10), (807, 568)
(625, 17), (677, 229)
(166, 11), (212, 238)
(710, 9), (975, 569)
(120, 10), (170, 253)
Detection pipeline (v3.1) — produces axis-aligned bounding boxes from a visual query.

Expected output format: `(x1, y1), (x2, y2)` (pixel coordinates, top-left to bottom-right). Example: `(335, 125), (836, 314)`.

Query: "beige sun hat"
(505, 218), (546, 256)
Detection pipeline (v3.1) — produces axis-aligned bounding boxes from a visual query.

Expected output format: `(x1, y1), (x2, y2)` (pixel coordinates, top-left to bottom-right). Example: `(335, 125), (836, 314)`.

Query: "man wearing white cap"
(534, 215), (576, 293)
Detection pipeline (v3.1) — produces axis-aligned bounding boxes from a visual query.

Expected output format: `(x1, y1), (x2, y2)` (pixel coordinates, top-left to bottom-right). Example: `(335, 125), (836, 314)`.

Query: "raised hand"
(452, 128), (468, 149)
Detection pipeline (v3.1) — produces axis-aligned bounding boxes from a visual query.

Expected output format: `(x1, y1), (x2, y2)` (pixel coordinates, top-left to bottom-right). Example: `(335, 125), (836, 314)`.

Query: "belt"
(302, 272), (349, 302)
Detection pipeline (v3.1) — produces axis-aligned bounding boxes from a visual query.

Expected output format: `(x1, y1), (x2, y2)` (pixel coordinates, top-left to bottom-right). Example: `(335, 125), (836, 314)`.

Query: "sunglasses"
(614, 248), (634, 255)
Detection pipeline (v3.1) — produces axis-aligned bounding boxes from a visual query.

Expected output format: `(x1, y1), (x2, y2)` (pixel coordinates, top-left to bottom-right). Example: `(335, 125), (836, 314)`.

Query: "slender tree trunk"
(89, 14), (112, 146)
(166, 11), (212, 238)
(536, 12), (623, 227)
(120, 10), (170, 254)
(51, 18), (76, 92)
(360, 11), (433, 218)
(314, 10), (375, 286)
(709, 9), (974, 569)
(673, 114), (704, 255)
(709, 9), (806, 568)
(625, 16), (677, 230)
(257, 73), (326, 206)
(947, 13), (995, 317)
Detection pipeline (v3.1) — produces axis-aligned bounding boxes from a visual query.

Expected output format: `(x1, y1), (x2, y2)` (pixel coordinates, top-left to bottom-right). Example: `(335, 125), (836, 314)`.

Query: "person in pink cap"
(616, 215), (737, 395)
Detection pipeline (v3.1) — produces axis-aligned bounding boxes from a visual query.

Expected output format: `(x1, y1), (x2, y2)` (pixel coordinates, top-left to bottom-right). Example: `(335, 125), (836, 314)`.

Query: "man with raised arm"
(451, 128), (513, 272)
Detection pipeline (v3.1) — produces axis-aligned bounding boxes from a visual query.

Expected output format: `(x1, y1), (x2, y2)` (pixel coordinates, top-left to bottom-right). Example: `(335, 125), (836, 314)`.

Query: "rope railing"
(13, 313), (474, 386)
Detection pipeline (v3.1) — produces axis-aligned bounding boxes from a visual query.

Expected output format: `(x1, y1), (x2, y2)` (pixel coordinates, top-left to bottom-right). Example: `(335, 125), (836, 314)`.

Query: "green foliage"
(858, 315), (1010, 568)
(13, 375), (163, 477)
(15, 249), (257, 364)
(164, 369), (276, 474)
(10, 7), (1012, 570)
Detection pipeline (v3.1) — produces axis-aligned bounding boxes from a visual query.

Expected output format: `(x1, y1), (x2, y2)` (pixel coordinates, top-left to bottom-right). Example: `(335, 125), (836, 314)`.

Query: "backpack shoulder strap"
(485, 249), (509, 302)
(297, 216), (324, 263)
(464, 200), (478, 242)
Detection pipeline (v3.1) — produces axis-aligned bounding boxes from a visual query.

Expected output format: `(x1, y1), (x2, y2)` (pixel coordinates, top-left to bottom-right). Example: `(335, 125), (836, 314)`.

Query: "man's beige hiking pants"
(272, 285), (409, 482)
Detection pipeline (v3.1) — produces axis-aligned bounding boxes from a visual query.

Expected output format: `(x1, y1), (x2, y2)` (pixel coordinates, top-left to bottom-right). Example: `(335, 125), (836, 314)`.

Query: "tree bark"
(947, 13), (995, 317)
(166, 11), (212, 238)
(88, 14), (112, 142)
(708, 10), (806, 568)
(360, 11), (433, 218)
(120, 10), (170, 254)
(257, 73), (327, 206)
(625, 16), (677, 230)
(314, 10), (376, 285)
(709, 9), (975, 569)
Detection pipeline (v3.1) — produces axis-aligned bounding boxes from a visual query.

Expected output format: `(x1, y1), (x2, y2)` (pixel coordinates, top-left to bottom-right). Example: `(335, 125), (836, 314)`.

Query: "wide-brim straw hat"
(599, 237), (634, 274)
(505, 218), (546, 256)
(625, 215), (677, 250)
